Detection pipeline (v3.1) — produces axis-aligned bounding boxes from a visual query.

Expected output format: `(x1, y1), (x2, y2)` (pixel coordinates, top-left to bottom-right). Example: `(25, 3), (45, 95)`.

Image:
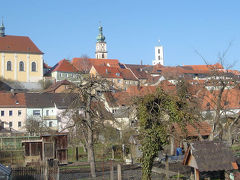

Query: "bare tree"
(25, 116), (52, 136)
(63, 75), (114, 178)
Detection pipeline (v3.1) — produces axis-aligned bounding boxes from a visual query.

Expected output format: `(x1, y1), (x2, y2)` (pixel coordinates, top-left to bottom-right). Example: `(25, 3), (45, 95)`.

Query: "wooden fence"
(11, 165), (59, 180)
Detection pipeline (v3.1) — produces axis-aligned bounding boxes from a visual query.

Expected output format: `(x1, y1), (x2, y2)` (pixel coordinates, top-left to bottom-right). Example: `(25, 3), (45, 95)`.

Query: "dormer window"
(116, 73), (120, 76)
(106, 69), (108, 74)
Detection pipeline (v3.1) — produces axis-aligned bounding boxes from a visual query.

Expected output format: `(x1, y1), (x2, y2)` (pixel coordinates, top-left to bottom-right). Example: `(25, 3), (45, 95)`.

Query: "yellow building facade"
(0, 22), (43, 82)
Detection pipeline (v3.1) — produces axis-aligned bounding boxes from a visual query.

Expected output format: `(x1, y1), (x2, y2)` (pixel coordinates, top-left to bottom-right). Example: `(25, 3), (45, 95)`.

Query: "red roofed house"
(48, 59), (79, 82)
(72, 57), (120, 73)
(0, 22), (44, 83)
(90, 65), (139, 89)
(0, 92), (27, 132)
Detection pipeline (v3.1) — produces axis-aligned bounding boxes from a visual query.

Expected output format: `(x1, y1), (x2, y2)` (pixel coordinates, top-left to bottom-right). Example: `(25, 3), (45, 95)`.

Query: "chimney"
(10, 89), (15, 96)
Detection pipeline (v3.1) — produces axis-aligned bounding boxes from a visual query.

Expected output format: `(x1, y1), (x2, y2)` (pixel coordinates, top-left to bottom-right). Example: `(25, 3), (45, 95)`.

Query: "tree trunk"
(88, 126), (96, 178)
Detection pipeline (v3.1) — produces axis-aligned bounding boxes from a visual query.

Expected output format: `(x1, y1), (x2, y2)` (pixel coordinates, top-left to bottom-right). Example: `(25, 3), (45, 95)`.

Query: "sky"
(1, 0), (240, 70)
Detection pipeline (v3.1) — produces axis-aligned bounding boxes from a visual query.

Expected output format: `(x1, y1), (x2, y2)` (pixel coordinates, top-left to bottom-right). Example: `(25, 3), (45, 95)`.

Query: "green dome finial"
(96, 25), (105, 42)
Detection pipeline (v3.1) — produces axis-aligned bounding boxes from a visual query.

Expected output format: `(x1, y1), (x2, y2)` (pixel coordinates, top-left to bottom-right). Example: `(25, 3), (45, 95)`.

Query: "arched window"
(7, 61), (11, 71)
(31, 62), (36, 72)
(19, 61), (24, 71)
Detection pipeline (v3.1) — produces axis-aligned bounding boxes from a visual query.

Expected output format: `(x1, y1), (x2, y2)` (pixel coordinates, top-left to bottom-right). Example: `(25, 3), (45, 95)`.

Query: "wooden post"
(117, 164), (122, 180)
(110, 160), (114, 180)
(76, 146), (78, 161)
(194, 168), (200, 180)
(112, 147), (115, 160)
(165, 155), (169, 180)
(44, 161), (48, 180)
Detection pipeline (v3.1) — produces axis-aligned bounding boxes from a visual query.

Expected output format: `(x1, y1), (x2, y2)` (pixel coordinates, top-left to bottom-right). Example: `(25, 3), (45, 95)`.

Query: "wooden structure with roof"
(22, 133), (68, 166)
(183, 141), (238, 180)
(170, 122), (212, 155)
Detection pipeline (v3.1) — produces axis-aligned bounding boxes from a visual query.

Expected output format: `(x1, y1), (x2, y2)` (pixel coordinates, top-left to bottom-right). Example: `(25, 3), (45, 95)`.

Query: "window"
(116, 73), (120, 76)
(102, 54), (104, 58)
(9, 110), (12, 116)
(224, 101), (229, 105)
(19, 61), (24, 71)
(7, 61), (11, 71)
(46, 110), (49, 116)
(49, 121), (53, 127)
(158, 56), (160, 60)
(1, 111), (4, 116)
(158, 49), (160, 54)
(9, 122), (12, 128)
(33, 110), (41, 116)
(18, 121), (22, 127)
(18, 110), (22, 116)
(31, 62), (36, 72)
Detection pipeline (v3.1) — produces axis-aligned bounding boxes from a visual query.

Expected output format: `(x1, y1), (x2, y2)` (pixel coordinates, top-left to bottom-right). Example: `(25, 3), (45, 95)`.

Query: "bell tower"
(95, 26), (107, 59)
(0, 18), (5, 37)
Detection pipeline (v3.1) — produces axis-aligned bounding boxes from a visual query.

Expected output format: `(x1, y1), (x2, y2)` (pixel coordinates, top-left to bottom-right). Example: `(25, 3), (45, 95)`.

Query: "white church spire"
(152, 40), (164, 65)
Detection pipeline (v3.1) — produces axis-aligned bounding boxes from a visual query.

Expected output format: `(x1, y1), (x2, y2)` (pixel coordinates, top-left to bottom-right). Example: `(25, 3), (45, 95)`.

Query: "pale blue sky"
(1, 0), (240, 69)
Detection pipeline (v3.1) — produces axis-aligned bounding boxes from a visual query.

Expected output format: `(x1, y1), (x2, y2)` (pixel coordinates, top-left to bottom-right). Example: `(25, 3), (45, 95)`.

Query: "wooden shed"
(183, 141), (238, 180)
(22, 133), (68, 166)
(170, 122), (212, 155)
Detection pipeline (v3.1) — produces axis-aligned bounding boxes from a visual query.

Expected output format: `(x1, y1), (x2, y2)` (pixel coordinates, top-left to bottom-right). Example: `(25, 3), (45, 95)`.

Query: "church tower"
(95, 26), (107, 59)
(0, 18), (5, 37)
(152, 44), (164, 66)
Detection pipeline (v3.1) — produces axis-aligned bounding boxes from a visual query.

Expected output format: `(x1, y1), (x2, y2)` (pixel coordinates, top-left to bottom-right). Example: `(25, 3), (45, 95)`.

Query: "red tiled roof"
(199, 88), (240, 111)
(118, 68), (138, 81)
(183, 63), (224, 71)
(0, 35), (43, 54)
(93, 65), (122, 79)
(44, 80), (72, 93)
(124, 64), (150, 79)
(173, 121), (212, 137)
(43, 62), (51, 69)
(104, 91), (132, 107)
(0, 93), (26, 107)
(53, 59), (78, 73)
(158, 80), (176, 94)
(72, 58), (120, 73)
(126, 86), (157, 97)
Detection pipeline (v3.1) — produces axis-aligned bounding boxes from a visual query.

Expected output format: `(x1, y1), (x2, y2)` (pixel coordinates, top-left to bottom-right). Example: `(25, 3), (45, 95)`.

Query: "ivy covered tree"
(137, 88), (193, 180)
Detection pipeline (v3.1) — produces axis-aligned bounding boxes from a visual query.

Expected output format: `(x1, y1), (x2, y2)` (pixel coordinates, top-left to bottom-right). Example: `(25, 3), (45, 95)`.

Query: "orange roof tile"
(93, 65), (122, 79)
(72, 58), (120, 72)
(198, 88), (240, 111)
(0, 35), (43, 54)
(118, 68), (138, 81)
(0, 93), (26, 107)
(126, 86), (157, 97)
(44, 80), (72, 93)
(52, 59), (78, 73)
(173, 121), (212, 137)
